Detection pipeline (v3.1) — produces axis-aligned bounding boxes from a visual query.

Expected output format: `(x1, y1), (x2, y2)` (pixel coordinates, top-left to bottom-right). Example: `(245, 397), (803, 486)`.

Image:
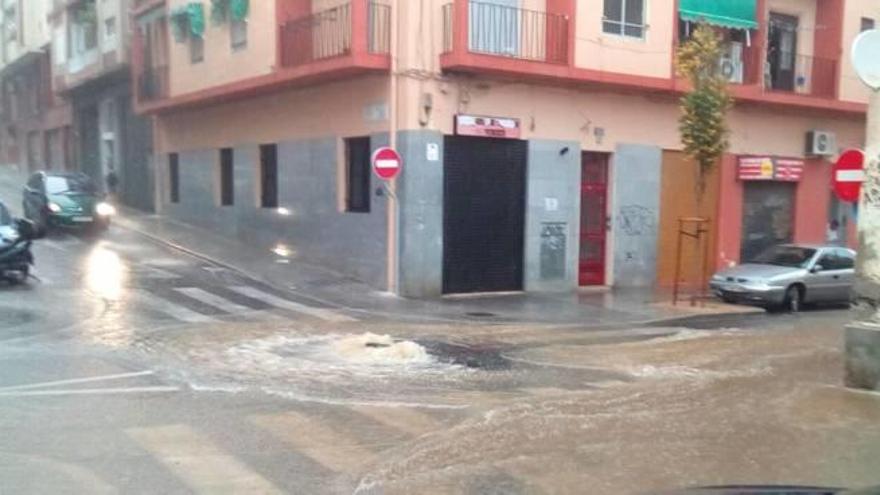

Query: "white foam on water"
(332, 333), (433, 365)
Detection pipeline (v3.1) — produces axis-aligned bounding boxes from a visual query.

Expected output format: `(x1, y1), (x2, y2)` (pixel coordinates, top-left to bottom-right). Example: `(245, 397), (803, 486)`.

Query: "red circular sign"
(833, 149), (865, 203)
(372, 147), (402, 180)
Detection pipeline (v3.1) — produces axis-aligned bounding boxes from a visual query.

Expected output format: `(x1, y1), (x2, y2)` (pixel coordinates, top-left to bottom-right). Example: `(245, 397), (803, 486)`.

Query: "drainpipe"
(386, 0), (400, 294)
(846, 87), (880, 390)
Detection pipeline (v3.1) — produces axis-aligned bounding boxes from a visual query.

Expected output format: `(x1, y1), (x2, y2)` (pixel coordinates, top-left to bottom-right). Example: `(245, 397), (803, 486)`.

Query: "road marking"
(0, 370), (154, 392)
(175, 287), (254, 314)
(252, 411), (378, 474)
(0, 386), (179, 397)
(228, 286), (356, 323)
(136, 290), (216, 323)
(132, 265), (181, 280)
(350, 405), (442, 437)
(126, 424), (283, 494)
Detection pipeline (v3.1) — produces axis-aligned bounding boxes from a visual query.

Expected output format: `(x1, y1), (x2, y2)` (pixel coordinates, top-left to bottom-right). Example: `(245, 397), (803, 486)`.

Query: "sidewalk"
(0, 164), (761, 327)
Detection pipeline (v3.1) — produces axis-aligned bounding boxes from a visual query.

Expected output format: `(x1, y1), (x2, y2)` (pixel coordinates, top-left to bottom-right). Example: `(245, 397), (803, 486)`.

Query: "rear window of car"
(45, 175), (96, 195)
(0, 202), (10, 225)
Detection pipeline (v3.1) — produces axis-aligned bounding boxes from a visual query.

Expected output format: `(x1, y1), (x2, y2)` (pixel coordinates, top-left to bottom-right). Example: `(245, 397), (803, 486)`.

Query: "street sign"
(372, 147), (402, 181)
(833, 149), (865, 203)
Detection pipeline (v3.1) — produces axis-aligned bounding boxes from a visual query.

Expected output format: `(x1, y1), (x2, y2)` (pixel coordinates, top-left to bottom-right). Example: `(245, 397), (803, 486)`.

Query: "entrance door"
(768, 13), (798, 91)
(741, 181), (796, 261)
(579, 152), (609, 286)
(443, 135), (527, 294)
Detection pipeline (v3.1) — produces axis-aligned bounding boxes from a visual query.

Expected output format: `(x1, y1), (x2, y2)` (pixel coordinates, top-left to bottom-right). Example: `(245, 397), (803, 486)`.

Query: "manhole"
(465, 312), (499, 318)
(418, 340), (511, 370)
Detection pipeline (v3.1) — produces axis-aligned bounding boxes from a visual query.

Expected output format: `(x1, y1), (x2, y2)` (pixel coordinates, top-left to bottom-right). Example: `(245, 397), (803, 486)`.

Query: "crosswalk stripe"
(349, 405), (442, 437)
(136, 290), (216, 323)
(126, 425), (282, 494)
(228, 286), (356, 323)
(251, 412), (378, 474)
(174, 287), (255, 314)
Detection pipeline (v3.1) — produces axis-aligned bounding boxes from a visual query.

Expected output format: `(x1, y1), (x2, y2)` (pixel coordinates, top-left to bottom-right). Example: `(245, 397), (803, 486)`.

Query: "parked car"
(709, 244), (856, 312)
(22, 171), (116, 233)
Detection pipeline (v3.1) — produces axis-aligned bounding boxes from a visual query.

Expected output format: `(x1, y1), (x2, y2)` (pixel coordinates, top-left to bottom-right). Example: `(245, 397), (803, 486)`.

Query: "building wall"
(574, 0), (674, 79)
(167, 0), (275, 97)
(840, 0), (880, 104)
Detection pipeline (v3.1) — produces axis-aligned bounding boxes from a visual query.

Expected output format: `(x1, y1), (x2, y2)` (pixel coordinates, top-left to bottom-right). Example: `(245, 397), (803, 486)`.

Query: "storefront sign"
(455, 115), (521, 139)
(738, 157), (804, 182)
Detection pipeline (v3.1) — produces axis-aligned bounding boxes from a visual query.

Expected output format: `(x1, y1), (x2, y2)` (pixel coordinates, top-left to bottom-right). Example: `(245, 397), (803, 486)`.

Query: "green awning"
(187, 2), (206, 37)
(680, 0), (758, 30)
(230, 0), (249, 21)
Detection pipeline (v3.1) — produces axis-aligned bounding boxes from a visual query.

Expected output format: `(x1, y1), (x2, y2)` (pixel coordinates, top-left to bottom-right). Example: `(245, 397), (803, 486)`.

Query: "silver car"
(709, 244), (856, 312)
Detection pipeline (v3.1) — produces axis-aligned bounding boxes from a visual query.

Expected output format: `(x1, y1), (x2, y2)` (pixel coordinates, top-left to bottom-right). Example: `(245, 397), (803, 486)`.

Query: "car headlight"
(711, 274), (725, 282)
(95, 202), (116, 216)
(47, 202), (62, 214)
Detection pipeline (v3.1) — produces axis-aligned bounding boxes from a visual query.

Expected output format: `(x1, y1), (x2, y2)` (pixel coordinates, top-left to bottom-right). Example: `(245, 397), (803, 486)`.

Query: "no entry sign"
(372, 147), (402, 180)
(833, 149), (865, 203)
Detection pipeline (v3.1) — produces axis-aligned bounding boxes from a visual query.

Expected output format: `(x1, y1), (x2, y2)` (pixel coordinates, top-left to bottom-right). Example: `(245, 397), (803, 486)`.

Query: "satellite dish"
(852, 29), (880, 90)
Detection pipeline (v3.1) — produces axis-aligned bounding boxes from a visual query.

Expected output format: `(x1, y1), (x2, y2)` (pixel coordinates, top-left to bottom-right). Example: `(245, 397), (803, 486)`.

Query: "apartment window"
(219, 148), (234, 206)
(169, 153), (180, 204)
(190, 36), (204, 63)
(231, 19), (247, 50)
(862, 17), (876, 33)
(603, 0), (645, 38)
(104, 17), (117, 44)
(259, 144), (278, 208)
(344, 137), (371, 213)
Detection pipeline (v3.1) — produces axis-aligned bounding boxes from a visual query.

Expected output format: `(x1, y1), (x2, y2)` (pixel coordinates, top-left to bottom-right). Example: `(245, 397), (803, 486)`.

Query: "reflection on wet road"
(2, 223), (880, 494)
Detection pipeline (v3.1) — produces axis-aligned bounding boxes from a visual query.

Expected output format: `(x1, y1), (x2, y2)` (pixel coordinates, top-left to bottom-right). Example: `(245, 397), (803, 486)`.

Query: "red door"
(579, 152), (609, 286)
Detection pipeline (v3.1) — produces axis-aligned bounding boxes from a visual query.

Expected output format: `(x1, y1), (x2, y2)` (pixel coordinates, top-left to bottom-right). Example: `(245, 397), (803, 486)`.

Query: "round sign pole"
(845, 29), (880, 390)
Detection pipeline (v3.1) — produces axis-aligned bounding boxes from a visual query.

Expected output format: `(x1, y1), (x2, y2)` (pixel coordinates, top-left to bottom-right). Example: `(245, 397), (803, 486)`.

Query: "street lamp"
(845, 29), (880, 390)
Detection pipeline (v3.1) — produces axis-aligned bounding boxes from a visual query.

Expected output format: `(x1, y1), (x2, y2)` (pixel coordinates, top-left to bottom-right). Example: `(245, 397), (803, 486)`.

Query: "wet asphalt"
(2, 198), (880, 493)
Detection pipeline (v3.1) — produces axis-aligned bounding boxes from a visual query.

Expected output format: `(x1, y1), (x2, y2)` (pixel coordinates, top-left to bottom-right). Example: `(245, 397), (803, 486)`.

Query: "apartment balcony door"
(768, 13), (798, 91)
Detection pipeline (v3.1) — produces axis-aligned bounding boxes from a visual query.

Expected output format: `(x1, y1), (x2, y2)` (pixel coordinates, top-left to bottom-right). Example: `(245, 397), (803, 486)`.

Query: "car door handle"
(833, 275), (840, 280)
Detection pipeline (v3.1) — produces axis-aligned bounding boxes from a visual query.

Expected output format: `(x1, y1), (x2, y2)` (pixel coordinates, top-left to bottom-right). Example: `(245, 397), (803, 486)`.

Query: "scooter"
(0, 219), (39, 284)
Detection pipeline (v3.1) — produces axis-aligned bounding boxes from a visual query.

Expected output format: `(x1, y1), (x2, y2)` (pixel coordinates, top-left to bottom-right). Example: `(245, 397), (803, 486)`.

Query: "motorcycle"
(0, 219), (39, 284)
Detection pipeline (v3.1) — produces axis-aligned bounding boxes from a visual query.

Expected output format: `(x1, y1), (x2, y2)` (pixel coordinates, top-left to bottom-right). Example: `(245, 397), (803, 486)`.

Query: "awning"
(187, 2), (206, 37)
(231, 0), (249, 22)
(680, 0), (758, 30)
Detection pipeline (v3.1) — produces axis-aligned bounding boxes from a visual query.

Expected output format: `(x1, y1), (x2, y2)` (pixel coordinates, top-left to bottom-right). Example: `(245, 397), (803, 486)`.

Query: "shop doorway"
(579, 152), (609, 286)
(443, 135), (527, 294)
(741, 181), (796, 261)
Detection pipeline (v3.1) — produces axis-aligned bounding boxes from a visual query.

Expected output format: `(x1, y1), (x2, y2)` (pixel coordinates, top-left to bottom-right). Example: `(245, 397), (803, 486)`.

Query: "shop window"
(603, 0), (645, 38)
(862, 17), (876, 33)
(259, 144), (278, 208)
(169, 153), (180, 203)
(190, 36), (204, 63)
(219, 148), (234, 206)
(231, 19), (247, 50)
(344, 137), (371, 213)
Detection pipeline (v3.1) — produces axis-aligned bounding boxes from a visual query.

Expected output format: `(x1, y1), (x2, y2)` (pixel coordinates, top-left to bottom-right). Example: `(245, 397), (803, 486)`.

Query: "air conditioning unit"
(806, 130), (837, 156)
(719, 42), (744, 84)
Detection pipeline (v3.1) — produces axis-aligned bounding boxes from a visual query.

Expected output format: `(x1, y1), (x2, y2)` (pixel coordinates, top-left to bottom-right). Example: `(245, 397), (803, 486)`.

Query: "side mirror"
(15, 218), (41, 240)
(811, 264), (824, 273)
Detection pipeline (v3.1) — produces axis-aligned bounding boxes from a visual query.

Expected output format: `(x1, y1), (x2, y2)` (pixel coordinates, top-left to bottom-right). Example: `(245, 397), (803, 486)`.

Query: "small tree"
(676, 23), (733, 209)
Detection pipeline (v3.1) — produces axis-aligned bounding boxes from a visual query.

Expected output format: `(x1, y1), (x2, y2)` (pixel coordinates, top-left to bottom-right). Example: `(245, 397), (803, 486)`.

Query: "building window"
(603, 0), (645, 38)
(344, 137), (371, 213)
(231, 19), (247, 50)
(219, 148), (234, 206)
(104, 17), (117, 47)
(190, 36), (204, 63)
(259, 144), (278, 208)
(862, 17), (876, 33)
(169, 153), (180, 203)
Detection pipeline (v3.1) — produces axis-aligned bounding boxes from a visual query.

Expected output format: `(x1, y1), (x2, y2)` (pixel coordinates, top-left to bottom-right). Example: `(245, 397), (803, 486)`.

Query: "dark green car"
(22, 172), (116, 232)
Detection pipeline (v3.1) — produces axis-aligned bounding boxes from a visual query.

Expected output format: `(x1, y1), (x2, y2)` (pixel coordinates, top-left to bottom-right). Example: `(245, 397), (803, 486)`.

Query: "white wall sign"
(426, 143), (439, 162)
(544, 197), (559, 212)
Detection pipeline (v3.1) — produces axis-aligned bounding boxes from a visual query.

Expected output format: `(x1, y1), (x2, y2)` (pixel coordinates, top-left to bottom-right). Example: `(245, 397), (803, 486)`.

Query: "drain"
(465, 312), (498, 318)
(418, 340), (511, 370)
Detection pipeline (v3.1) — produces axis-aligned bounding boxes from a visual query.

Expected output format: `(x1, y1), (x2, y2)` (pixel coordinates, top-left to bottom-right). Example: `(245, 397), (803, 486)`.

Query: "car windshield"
(45, 175), (96, 195)
(751, 246), (817, 268)
(0, 202), (10, 225)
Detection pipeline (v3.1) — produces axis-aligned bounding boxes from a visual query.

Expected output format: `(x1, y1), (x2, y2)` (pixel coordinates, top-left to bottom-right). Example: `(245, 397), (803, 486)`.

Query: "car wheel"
(784, 285), (803, 313)
(9, 266), (28, 285)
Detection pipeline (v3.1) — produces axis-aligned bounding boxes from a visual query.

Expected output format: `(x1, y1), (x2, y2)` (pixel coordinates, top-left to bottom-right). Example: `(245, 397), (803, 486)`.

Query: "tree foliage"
(676, 23), (733, 205)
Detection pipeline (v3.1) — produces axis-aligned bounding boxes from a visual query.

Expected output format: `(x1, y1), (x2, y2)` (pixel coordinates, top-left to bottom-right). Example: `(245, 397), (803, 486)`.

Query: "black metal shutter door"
(443, 136), (527, 294)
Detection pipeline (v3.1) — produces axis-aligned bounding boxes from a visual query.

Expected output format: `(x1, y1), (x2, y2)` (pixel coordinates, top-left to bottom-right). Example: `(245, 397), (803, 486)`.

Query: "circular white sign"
(852, 29), (880, 90)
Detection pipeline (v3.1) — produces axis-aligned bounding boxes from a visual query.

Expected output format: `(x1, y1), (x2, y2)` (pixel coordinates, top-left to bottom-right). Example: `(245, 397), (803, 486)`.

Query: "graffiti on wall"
(618, 205), (657, 237)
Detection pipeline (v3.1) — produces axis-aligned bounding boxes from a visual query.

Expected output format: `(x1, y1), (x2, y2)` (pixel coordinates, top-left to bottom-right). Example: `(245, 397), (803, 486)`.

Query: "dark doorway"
(579, 152), (609, 286)
(768, 13), (798, 92)
(741, 181), (796, 262)
(443, 135), (527, 294)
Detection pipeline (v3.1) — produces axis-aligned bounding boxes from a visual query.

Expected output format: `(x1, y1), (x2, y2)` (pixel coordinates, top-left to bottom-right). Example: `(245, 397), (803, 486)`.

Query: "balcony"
(279, 0), (390, 68)
(764, 52), (837, 99)
(137, 65), (169, 103)
(442, 0), (569, 65)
